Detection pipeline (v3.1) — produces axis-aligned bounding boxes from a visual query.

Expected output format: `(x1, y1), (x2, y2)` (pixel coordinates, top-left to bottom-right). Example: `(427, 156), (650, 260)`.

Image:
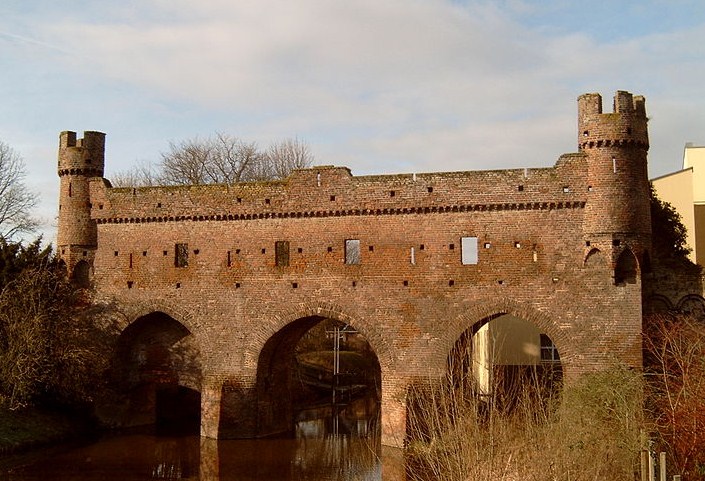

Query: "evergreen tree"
(650, 184), (692, 262)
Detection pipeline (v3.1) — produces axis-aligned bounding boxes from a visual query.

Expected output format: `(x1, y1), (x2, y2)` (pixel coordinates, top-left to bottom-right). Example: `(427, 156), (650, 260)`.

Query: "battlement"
(578, 91), (645, 116)
(58, 130), (106, 177)
(577, 91), (648, 151)
(60, 130), (106, 150)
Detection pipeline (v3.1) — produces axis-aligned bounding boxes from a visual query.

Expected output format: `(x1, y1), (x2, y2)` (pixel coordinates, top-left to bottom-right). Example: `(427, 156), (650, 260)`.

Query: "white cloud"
(2, 0), (705, 242)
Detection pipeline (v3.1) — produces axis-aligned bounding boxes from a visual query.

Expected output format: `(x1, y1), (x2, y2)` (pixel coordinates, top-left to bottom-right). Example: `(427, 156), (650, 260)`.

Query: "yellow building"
(652, 143), (705, 265)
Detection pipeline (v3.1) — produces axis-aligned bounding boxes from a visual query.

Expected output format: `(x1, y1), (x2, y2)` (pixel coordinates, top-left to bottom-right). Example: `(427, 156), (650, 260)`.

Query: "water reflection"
(5, 397), (403, 481)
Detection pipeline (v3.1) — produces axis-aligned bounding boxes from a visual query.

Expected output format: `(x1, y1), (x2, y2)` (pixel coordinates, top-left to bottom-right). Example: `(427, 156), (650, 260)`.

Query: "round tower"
(579, 91), (651, 280)
(57, 131), (105, 280)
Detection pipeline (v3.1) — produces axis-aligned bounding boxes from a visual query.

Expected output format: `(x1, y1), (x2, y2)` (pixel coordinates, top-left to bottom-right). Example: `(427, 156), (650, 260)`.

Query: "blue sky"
(1, 0), (704, 240)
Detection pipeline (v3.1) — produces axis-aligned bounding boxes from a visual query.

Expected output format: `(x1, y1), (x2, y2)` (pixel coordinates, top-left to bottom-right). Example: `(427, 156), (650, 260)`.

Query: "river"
(2, 397), (406, 481)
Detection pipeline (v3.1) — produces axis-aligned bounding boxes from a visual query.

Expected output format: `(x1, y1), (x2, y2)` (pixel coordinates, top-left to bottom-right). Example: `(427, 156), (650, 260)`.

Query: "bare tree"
(644, 314), (705, 477)
(258, 137), (315, 180)
(0, 141), (38, 239)
(159, 133), (261, 185)
(110, 133), (314, 187)
(108, 160), (161, 187)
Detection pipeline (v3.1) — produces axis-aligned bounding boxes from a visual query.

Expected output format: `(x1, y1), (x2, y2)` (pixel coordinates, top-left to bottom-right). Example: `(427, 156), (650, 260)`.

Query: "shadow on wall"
(99, 311), (203, 434)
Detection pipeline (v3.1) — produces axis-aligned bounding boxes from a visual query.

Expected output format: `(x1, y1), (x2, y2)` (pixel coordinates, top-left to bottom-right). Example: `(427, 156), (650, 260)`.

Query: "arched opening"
(448, 313), (563, 412)
(677, 294), (705, 319)
(407, 313), (563, 461)
(584, 248), (606, 268)
(246, 316), (381, 441)
(111, 312), (202, 434)
(614, 248), (638, 285)
(644, 294), (673, 315)
(71, 259), (91, 288)
(408, 313), (563, 464)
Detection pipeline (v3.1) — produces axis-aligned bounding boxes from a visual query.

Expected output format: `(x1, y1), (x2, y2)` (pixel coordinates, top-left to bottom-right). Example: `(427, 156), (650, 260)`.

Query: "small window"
(175, 243), (189, 268)
(461, 237), (478, 265)
(540, 334), (560, 362)
(275, 241), (290, 267)
(345, 239), (361, 265)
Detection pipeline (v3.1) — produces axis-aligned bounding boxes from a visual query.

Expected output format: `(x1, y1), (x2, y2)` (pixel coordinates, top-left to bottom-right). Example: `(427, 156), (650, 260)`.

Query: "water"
(2, 398), (405, 481)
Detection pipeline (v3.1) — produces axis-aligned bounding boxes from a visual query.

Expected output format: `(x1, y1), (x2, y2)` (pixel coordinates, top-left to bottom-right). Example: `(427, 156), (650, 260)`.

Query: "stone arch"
(677, 294), (705, 319)
(71, 259), (91, 288)
(109, 309), (203, 434)
(116, 301), (202, 345)
(644, 294), (674, 315)
(242, 301), (394, 372)
(432, 298), (572, 377)
(243, 302), (386, 439)
(614, 247), (638, 285)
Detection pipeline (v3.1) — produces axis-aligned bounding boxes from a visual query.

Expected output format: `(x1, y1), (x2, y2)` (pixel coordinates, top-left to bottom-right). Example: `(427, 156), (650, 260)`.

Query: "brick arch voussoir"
(116, 300), (203, 352)
(243, 300), (394, 372)
(427, 297), (572, 375)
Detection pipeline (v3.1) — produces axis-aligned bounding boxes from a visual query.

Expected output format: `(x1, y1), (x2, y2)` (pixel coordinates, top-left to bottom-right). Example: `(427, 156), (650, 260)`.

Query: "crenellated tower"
(579, 91), (651, 283)
(57, 130), (105, 284)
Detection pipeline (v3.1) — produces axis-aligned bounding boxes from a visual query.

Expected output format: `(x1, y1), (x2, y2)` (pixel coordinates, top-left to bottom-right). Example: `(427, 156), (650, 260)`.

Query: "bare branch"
(108, 160), (161, 187)
(0, 141), (38, 240)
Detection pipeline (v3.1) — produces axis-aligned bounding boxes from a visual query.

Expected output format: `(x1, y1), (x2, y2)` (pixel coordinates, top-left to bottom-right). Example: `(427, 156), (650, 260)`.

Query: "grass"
(0, 407), (92, 457)
(405, 365), (645, 481)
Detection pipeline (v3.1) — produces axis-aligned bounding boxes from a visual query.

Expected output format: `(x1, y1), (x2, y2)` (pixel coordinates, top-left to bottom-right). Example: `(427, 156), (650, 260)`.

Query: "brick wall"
(58, 91), (651, 444)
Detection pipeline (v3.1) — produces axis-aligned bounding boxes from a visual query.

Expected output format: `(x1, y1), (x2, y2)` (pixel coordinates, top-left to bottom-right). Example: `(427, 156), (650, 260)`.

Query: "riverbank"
(0, 407), (94, 459)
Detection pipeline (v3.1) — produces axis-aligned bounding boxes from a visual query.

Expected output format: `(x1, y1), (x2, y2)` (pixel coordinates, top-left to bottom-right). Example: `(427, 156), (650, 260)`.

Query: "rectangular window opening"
(275, 241), (290, 267)
(345, 239), (361, 265)
(175, 243), (189, 268)
(461, 236), (479, 265)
